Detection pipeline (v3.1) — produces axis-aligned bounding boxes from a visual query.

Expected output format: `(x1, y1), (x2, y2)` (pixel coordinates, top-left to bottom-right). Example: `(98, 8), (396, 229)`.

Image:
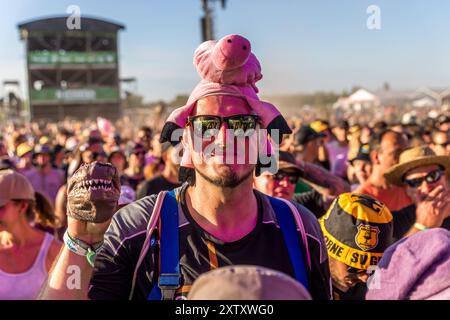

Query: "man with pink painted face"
(41, 35), (331, 300)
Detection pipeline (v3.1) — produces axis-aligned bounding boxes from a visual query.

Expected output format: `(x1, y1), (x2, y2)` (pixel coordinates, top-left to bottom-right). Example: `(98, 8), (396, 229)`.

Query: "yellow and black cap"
(319, 193), (394, 270)
(349, 144), (371, 165)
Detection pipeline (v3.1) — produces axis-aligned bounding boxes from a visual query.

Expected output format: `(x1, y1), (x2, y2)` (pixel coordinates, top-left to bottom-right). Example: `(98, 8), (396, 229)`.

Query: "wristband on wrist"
(413, 222), (429, 231)
(63, 230), (104, 267)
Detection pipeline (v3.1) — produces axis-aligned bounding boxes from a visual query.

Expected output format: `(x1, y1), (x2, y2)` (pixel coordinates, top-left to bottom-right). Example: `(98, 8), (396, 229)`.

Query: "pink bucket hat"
(160, 34), (291, 145)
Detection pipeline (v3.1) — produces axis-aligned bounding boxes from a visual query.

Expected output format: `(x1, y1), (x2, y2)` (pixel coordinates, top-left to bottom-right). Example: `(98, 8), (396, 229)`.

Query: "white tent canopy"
(348, 89), (378, 103)
(412, 96), (438, 108)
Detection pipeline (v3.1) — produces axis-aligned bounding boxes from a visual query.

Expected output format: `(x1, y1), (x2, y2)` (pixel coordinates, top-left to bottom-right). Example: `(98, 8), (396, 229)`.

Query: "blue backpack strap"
(268, 196), (310, 291)
(147, 190), (180, 300)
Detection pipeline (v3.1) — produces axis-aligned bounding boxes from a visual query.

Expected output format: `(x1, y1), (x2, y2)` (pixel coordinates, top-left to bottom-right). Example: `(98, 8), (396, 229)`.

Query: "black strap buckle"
(158, 273), (181, 300)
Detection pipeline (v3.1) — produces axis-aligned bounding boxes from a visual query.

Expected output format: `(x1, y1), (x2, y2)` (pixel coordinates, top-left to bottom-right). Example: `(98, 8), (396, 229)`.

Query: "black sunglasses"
(435, 141), (450, 148)
(187, 115), (259, 138)
(403, 169), (444, 188)
(273, 172), (300, 184)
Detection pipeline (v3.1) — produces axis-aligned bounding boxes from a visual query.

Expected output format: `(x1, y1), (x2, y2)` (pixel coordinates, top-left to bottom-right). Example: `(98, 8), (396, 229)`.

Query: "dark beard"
(195, 167), (254, 188)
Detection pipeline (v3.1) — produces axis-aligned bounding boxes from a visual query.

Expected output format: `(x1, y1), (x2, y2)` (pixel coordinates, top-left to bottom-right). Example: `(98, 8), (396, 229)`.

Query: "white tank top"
(0, 232), (54, 300)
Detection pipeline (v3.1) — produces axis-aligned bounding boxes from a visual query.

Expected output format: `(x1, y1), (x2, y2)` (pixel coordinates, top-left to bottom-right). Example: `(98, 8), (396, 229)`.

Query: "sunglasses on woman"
(403, 169), (444, 188)
(187, 115), (259, 139)
(273, 172), (300, 184)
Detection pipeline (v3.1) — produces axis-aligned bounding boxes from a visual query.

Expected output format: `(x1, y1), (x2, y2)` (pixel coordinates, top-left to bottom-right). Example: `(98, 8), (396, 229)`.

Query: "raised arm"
(39, 162), (120, 300)
(39, 218), (111, 299)
(299, 161), (350, 196)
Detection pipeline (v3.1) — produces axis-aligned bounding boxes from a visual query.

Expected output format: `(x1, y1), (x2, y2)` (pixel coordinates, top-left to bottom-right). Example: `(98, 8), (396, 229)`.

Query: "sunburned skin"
(67, 161), (120, 223)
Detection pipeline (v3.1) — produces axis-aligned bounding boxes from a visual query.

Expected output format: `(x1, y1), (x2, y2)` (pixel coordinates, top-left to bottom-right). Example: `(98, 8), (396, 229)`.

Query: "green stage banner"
(29, 51), (116, 65)
(31, 87), (119, 103)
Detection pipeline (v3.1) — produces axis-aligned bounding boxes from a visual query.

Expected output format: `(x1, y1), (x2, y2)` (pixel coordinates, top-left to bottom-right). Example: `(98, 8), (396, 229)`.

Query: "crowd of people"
(1, 33), (450, 301)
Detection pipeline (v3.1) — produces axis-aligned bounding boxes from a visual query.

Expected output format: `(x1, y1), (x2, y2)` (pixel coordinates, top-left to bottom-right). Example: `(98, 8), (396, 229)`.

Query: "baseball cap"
(310, 120), (329, 133)
(278, 151), (302, 175)
(0, 170), (35, 206)
(295, 125), (325, 146)
(319, 193), (394, 270)
(16, 142), (33, 158)
(187, 265), (311, 300)
(349, 144), (371, 164)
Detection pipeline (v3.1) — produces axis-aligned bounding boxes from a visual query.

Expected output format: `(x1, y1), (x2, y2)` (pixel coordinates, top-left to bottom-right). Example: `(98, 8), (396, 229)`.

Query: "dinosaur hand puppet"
(67, 161), (121, 223)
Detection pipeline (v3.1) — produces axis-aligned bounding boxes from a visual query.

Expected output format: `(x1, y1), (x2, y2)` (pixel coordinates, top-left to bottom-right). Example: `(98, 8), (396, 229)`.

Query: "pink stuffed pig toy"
(194, 34), (262, 92)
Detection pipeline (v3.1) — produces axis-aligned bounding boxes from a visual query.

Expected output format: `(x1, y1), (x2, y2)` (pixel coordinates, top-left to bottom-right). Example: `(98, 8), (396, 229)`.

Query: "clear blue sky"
(1, 0), (449, 101)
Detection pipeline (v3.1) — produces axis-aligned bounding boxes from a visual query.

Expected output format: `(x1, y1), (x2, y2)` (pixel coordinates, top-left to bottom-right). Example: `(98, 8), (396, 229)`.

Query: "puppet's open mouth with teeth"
(67, 161), (121, 223)
(76, 178), (113, 191)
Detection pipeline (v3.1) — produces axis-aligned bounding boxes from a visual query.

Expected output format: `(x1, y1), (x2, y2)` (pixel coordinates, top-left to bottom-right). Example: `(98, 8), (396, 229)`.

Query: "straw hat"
(384, 146), (450, 186)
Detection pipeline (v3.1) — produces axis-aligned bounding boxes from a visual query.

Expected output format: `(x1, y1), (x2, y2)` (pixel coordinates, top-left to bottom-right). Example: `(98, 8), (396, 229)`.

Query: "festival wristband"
(63, 231), (104, 267)
(413, 222), (429, 231)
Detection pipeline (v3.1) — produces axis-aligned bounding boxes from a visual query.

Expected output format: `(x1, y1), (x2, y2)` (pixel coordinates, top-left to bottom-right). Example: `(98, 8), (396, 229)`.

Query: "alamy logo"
(66, 5), (81, 30)
(170, 127), (280, 174)
(367, 5), (381, 30)
(66, 265), (81, 290)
